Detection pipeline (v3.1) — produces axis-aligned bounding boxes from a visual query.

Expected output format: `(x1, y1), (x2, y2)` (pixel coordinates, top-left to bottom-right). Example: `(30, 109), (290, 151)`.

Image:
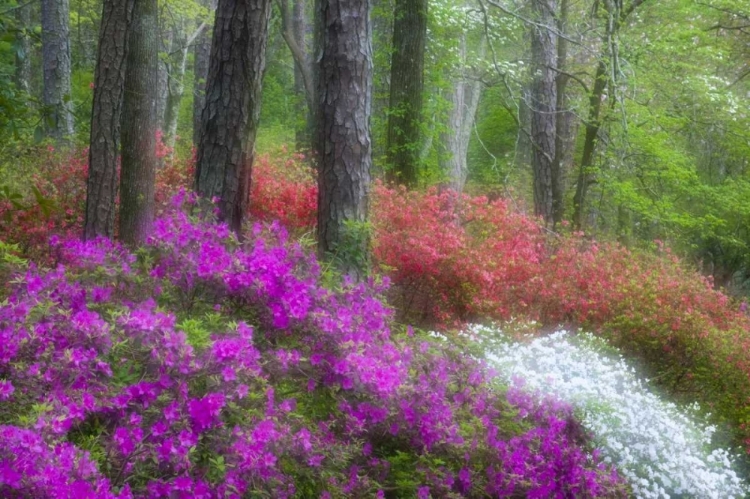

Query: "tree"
(316, 0), (373, 275)
(571, 0), (647, 229)
(195, 0), (273, 234)
(438, 32), (485, 194)
(119, 0), (159, 246)
(14, 0), (32, 93)
(278, 0), (314, 149)
(163, 20), (209, 151)
(41, 0), (75, 140)
(529, 0), (558, 226)
(193, 0), (216, 146)
(84, 0), (134, 240)
(385, 0), (427, 187)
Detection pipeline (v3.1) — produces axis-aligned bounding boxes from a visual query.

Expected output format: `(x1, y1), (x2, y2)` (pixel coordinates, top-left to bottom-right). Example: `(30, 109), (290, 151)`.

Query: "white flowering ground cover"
(463, 324), (748, 499)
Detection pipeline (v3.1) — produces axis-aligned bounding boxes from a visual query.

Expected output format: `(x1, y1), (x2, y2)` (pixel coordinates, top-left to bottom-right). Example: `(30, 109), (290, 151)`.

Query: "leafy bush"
(0, 196), (623, 498)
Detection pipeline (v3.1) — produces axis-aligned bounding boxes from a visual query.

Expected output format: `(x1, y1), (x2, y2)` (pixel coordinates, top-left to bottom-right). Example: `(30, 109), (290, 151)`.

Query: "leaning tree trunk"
(572, 59), (606, 230)
(84, 0), (134, 240)
(119, 0), (159, 246)
(195, 0), (273, 234)
(279, 0), (315, 150)
(292, 0), (311, 149)
(14, 1), (32, 93)
(385, 0), (427, 187)
(316, 0), (373, 276)
(529, 0), (557, 226)
(41, 0), (75, 140)
(164, 22), (208, 152)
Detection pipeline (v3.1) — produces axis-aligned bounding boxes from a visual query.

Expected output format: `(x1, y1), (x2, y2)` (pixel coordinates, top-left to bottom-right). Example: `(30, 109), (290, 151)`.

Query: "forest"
(1, 0), (750, 497)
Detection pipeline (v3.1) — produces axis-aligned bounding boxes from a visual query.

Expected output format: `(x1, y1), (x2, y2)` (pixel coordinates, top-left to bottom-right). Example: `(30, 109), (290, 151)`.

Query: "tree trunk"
(119, 0), (159, 246)
(164, 23), (208, 152)
(278, 0), (315, 149)
(385, 0), (427, 187)
(195, 0), (273, 234)
(158, 29), (173, 134)
(192, 1), (215, 146)
(529, 0), (557, 226)
(572, 59), (606, 230)
(552, 0), (572, 225)
(292, 0), (311, 149)
(14, 1), (32, 93)
(438, 34), (484, 194)
(84, 0), (134, 240)
(316, 0), (373, 276)
(41, 0), (75, 140)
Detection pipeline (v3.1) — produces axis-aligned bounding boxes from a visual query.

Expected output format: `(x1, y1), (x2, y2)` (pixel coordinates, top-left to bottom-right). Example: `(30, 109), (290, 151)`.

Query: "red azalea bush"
(249, 150), (317, 232)
(0, 139), (194, 264)
(0, 147), (87, 260)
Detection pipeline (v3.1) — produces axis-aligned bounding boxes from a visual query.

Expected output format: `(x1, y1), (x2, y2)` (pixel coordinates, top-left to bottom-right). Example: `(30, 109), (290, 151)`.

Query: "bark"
(438, 34), (484, 194)
(119, 0), (159, 246)
(195, 0), (273, 234)
(84, 0), (134, 240)
(41, 0), (75, 140)
(14, 1), (32, 93)
(316, 0), (373, 275)
(192, 1), (215, 146)
(529, 0), (557, 226)
(385, 0), (427, 187)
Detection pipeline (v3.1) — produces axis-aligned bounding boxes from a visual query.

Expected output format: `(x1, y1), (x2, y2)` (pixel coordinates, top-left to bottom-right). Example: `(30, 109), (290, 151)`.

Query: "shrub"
(470, 324), (748, 498)
(0, 196), (623, 498)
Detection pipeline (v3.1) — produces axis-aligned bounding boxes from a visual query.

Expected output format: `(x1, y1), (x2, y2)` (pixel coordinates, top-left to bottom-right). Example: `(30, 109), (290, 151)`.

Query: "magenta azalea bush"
(0, 192), (625, 498)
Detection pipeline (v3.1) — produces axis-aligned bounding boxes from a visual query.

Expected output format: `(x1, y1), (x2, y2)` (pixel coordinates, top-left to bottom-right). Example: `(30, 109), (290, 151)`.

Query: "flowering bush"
(0, 195), (623, 498)
(249, 151), (317, 232)
(468, 324), (748, 498)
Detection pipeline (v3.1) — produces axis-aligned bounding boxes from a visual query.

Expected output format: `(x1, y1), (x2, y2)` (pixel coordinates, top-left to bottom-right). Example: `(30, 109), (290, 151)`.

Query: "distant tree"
(119, 0), (159, 245)
(385, 0), (427, 187)
(193, 0), (216, 146)
(315, 0), (373, 276)
(14, 0), (32, 93)
(278, 0), (314, 150)
(84, 0), (134, 240)
(195, 0), (273, 234)
(41, 0), (75, 140)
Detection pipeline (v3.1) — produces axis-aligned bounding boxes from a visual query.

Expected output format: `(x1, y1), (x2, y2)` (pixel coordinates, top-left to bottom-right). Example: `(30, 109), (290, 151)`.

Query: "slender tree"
(14, 1), (32, 93)
(163, 20), (209, 151)
(278, 0), (314, 150)
(41, 0), (75, 140)
(316, 0), (373, 275)
(193, 0), (216, 146)
(439, 34), (485, 194)
(385, 0), (427, 187)
(195, 0), (273, 234)
(529, 0), (558, 226)
(84, 0), (134, 240)
(119, 0), (159, 245)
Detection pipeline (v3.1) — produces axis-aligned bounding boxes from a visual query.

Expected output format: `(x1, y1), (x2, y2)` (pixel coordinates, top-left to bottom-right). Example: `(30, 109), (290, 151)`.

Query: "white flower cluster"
(466, 324), (749, 499)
